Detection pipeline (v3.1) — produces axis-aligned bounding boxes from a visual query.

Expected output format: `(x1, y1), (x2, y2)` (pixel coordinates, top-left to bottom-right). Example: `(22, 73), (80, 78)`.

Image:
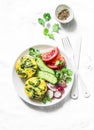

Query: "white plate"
(12, 44), (74, 107)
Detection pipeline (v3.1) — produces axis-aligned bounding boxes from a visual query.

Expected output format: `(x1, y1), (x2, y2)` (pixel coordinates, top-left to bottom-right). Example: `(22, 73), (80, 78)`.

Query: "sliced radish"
(58, 80), (67, 88)
(57, 86), (64, 92)
(54, 91), (62, 99)
(47, 90), (54, 99)
(47, 83), (57, 92)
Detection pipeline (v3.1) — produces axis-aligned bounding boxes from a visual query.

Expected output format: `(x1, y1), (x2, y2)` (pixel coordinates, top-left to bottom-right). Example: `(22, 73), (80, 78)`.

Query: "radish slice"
(57, 86), (64, 92)
(47, 90), (54, 99)
(47, 83), (57, 92)
(58, 80), (67, 88)
(54, 91), (62, 99)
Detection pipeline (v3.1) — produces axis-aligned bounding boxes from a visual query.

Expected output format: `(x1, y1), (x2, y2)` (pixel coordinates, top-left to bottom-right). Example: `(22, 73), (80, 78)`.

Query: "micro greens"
(52, 23), (60, 33)
(38, 12), (60, 39)
(55, 60), (64, 66)
(62, 67), (73, 83)
(43, 28), (49, 36)
(38, 18), (45, 27)
(29, 48), (41, 58)
(55, 67), (73, 83)
(41, 94), (52, 104)
(43, 13), (51, 21)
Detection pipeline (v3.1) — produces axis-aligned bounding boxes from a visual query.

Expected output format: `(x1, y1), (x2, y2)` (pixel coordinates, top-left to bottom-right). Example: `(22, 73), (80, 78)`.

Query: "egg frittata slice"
(15, 56), (38, 79)
(24, 77), (47, 100)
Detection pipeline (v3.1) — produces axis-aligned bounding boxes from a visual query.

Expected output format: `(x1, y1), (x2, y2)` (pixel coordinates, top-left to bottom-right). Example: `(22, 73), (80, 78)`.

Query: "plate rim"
(12, 44), (74, 107)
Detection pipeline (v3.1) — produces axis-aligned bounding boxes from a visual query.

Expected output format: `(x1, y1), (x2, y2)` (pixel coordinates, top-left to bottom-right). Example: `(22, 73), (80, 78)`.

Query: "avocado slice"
(38, 71), (57, 84)
(36, 57), (55, 75)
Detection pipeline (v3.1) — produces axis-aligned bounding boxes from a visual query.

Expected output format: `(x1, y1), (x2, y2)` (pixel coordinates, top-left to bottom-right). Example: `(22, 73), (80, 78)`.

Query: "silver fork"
(62, 37), (90, 99)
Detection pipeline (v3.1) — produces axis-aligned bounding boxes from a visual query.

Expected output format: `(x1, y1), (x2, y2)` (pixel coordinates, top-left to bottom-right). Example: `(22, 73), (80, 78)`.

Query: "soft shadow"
(60, 18), (77, 32)
(22, 93), (71, 112)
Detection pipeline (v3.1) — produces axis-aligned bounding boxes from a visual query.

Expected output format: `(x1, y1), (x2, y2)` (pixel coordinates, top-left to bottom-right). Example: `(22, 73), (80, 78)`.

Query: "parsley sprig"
(38, 12), (60, 39)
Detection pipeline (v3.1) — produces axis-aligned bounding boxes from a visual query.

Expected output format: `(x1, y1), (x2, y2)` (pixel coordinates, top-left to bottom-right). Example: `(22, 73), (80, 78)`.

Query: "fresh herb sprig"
(29, 48), (41, 59)
(41, 94), (52, 104)
(62, 67), (73, 83)
(55, 67), (73, 83)
(38, 12), (60, 39)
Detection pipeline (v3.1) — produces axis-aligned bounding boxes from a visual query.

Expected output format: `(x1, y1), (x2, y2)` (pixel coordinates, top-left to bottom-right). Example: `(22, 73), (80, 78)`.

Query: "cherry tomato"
(47, 55), (66, 69)
(41, 47), (59, 62)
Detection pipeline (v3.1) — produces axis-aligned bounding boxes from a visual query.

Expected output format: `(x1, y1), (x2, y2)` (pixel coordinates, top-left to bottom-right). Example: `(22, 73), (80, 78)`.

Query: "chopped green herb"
(52, 23), (60, 33)
(38, 12), (61, 40)
(55, 70), (63, 82)
(62, 67), (67, 73)
(47, 96), (52, 101)
(66, 77), (72, 83)
(29, 48), (41, 58)
(48, 33), (54, 39)
(67, 69), (73, 76)
(43, 13), (51, 21)
(41, 94), (51, 104)
(38, 18), (45, 27)
(43, 28), (49, 36)
(55, 60), (64, 66)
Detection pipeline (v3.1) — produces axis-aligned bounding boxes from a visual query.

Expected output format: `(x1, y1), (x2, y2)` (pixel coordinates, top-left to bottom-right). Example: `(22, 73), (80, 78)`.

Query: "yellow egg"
(24, 77), (47, 100)
(15, 56), (38, 79)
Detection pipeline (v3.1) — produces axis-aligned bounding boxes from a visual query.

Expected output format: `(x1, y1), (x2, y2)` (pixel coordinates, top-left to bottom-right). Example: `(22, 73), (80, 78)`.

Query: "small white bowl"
(55, 4), (74, 24)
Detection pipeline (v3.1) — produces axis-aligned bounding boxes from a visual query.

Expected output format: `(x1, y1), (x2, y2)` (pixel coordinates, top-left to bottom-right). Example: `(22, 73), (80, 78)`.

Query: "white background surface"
(0, 0), (94, 130)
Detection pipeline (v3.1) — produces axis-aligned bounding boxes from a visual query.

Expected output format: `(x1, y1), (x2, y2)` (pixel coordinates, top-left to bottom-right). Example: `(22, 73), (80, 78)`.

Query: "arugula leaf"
(52, 24), (60, 33)
(43, 13), (51, 21)
(38, 18), (45, 27)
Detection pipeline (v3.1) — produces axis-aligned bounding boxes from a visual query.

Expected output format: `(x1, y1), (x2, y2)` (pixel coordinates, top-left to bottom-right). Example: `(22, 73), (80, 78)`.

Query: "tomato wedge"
(47, 55), (66, 69)
(41, 47), (59, 62)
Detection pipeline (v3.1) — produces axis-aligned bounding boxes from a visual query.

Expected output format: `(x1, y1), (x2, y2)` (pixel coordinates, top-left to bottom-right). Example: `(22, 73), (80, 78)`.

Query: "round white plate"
(12, 44), (74, 107)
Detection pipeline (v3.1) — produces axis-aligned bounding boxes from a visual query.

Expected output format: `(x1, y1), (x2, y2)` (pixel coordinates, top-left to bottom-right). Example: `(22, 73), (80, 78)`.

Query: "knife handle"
(79, 73), (90, 98)
(70, 72), (79, 99)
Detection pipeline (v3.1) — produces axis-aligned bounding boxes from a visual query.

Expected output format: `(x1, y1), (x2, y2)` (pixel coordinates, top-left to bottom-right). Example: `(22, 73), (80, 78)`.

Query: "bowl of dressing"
(55, 4), (74, 24)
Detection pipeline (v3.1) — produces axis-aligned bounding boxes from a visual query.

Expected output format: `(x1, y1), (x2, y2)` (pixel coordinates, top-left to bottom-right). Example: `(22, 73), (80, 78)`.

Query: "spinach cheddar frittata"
(15, 56), (38, 79)
(24, 77), (47, 100)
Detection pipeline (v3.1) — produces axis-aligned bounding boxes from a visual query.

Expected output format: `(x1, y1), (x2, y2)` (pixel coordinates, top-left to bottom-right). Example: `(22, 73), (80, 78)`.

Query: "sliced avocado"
(36, 57), (55, 75)
(38, 71), (57, 84)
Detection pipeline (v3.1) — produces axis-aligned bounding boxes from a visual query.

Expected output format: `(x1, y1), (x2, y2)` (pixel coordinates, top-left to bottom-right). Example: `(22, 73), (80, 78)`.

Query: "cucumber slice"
(38, 71), (57, 84)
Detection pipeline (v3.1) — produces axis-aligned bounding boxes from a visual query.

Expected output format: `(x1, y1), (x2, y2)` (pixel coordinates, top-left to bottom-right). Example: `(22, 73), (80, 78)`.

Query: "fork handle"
(71, 72), (79, 99)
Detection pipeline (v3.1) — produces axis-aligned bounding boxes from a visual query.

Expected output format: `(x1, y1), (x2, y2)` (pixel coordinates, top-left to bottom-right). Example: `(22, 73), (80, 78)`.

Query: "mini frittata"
(24, 77), (47, 100)
(15, 56), (38, 79)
